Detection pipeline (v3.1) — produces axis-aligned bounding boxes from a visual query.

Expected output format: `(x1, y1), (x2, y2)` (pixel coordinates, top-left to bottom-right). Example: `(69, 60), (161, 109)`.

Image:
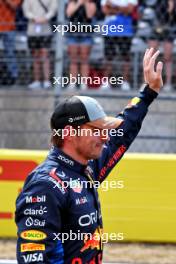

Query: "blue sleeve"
(15, 180), (66, 264)
(88, 85), (158, 183)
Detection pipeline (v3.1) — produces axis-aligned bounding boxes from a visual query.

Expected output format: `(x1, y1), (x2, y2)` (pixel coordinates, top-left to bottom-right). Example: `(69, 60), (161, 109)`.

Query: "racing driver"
(15, 48), (163, 263)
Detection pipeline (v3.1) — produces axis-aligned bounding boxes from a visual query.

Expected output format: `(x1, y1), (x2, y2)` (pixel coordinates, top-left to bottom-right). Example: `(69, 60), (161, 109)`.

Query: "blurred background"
(0, 0), (176, 263)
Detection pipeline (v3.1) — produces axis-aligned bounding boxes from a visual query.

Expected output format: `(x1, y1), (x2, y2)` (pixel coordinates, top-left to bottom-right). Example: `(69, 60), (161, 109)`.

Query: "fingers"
(144, 48), (160, 69)
(156, 61), (163, 74)
(143, 48), (153, 83)
(156, 61), (163, 85)
(144, 48), (154, 67)
(143, 48), (149, 68)
(143, 49), (149, 69)
(143, 46), (163, 91)
(143, 48), (160, 78)
(148, 50), (160, 71)
(143, 47), (163, 89)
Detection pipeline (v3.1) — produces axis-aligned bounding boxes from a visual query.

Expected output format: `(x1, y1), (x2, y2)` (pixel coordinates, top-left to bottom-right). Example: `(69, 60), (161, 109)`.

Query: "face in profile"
(72, 124), (109, 160)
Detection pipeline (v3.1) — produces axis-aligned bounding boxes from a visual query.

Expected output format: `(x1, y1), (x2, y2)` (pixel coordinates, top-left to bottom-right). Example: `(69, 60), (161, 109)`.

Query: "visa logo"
(22, 253), (43, 263)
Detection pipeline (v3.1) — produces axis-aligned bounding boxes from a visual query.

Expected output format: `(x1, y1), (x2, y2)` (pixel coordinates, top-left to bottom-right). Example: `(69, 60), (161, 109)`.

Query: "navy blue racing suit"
(15, 86), (157, 263)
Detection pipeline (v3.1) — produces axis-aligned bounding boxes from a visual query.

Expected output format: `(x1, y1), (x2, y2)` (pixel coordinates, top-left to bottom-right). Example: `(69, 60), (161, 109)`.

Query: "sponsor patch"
(75, 196), (88, 205)
(25, 217), (45, 227)
(81, 227), (102, 252)
(57, 171), (66, 178)
(20, 230), (47, 241)
(99, 145), (126, 179)
(23, 206), (47, 216)
(79, 211), (98, 227)
(126, 97), (141, 108)
(21, 243), (45, 252)
(58, 155), (74, 166)
(70, 179), (82, 193)
(49, 168), (67, 194)
(22, 253), (43, 263)
(25, 195), (46, 204)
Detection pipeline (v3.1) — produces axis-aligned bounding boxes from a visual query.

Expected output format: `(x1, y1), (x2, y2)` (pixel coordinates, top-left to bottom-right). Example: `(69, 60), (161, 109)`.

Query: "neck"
(61, 146), (88, 166)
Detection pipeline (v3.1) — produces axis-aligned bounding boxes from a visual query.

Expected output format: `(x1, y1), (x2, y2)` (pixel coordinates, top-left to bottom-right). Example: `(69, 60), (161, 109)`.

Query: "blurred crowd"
(0, 0), (176, 92)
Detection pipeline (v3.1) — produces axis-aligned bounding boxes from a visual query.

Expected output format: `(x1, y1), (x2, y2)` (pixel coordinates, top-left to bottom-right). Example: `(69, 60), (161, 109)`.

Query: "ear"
(62, 126), (77, 150)
(62, 125), (78, 141)
(62, 125), (71, 140)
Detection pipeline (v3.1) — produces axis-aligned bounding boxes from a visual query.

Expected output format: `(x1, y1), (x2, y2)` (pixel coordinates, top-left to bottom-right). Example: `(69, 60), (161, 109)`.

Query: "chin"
(91, 149), (103, 160)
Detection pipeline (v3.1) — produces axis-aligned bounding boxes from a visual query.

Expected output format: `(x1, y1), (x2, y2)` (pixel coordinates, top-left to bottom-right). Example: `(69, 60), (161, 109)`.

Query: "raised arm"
(89, 48), (163, 182)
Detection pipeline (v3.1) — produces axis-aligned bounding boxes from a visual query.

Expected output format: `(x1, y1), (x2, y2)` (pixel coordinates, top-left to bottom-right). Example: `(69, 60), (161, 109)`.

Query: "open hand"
(143, 48), (163, 93)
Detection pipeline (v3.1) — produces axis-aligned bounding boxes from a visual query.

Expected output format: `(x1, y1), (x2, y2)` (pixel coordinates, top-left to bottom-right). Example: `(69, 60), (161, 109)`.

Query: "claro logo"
(58, 155), (74, 166)
(24, 206), (47, 216)
(20, 230), (47, 241)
